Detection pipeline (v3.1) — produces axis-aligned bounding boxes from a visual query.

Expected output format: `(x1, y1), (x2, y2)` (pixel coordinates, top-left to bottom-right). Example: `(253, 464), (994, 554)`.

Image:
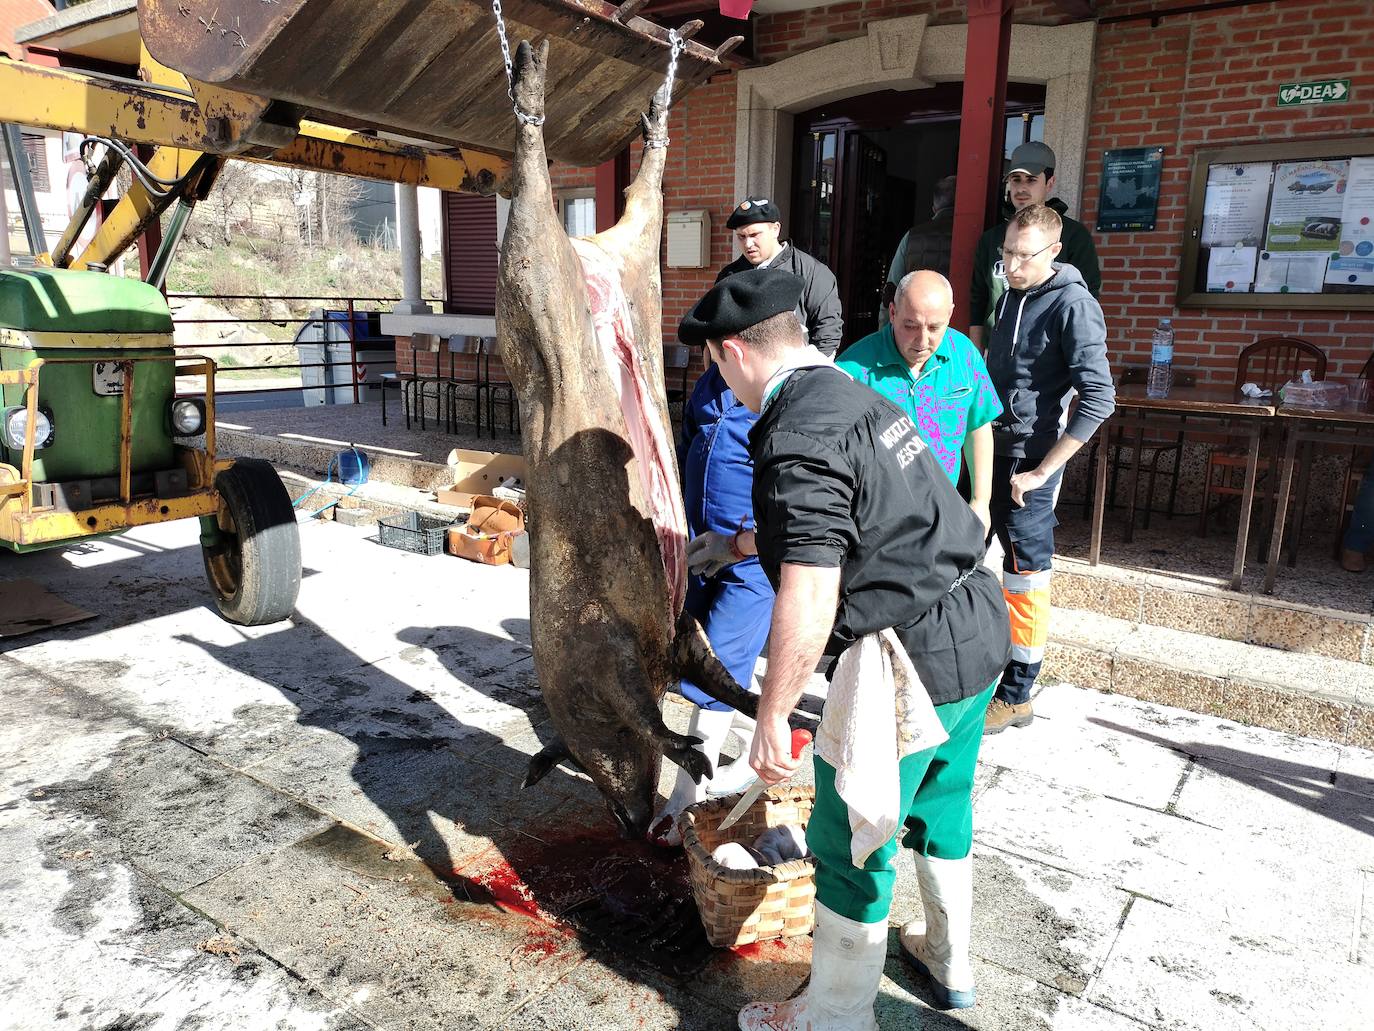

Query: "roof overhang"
(15, 0), (140, 66)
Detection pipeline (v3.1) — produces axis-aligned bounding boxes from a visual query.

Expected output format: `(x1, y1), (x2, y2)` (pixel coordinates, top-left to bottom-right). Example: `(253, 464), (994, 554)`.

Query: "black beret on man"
(725, 196), (783, 229)
(678, 267), (805, 346)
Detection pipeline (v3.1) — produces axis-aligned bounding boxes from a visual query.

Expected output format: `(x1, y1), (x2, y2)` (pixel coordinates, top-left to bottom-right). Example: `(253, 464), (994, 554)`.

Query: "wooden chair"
(443, 335), (484, 436)
(1082, 365), (1196, 529)
(1333, 351), (1374, 557)
(1199, 336), (1327, 537)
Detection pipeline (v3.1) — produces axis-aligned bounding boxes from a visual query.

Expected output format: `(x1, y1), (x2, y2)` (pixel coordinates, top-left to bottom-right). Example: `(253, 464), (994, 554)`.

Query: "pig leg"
(599, 649), (713, 784)
(521, 737), (584, 788)
(672, 610), (761, 718)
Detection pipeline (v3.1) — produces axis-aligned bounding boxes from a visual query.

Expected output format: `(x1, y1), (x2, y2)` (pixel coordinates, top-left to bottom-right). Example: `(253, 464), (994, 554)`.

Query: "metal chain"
(491, 0), (544, 126)
(645, 29), (685, 149)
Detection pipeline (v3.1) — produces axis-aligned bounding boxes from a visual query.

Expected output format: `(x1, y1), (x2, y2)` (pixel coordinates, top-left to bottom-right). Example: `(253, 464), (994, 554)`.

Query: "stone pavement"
(0, 518), (1370, 1031)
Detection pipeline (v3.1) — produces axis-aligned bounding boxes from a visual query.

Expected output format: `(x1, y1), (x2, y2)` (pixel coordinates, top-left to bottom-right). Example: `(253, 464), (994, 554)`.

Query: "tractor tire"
(203, 458), (301, 625)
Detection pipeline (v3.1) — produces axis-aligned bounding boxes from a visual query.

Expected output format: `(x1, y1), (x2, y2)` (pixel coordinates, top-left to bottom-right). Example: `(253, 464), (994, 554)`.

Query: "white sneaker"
(706, 712), (759, 796)
(737, 902), (885, 1031)
(898, 854), (975, 1009)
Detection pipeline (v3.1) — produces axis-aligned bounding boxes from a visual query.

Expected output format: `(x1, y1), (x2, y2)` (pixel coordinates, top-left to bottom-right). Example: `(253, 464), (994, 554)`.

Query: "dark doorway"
(790, 83), (1046, 347)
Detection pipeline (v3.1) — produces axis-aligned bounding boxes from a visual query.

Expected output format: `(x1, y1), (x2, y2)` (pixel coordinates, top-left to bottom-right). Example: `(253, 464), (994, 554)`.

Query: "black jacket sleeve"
(795, 251), (844, 356)
(754, 429), (855, 570)
(969, 225), (1001, 328)
(1059, 296), (1115, 442)
(1060, 217), (1102, 300)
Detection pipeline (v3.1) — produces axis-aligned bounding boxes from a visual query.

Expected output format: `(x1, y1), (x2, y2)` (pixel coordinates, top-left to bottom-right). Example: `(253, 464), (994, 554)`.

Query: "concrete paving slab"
(1039, 682), (1346, 776)
(0, 798), (368, 1031)
(500, 957), (738, 1030)
(974, 768), (1365, 956)
(978, 686), (1191, 808)
(1334, 742), (1374, 796)
(877, 949), (1073, 1030)
(1088, 898), (1374, 1031)
(30, 735), (333, 894)
(183, 823), (590, 1031)
(1171, 757), (1374, 867)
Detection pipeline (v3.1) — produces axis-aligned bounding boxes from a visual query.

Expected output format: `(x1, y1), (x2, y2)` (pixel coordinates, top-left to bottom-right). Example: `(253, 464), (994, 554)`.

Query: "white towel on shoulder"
(814, 628), (948, 868)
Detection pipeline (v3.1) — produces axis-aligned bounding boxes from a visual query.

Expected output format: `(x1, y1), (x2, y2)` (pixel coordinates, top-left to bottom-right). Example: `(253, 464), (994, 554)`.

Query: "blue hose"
(293, 447), (370, 518)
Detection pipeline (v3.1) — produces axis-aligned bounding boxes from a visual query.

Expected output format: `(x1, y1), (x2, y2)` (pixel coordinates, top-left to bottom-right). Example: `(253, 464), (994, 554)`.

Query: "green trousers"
(807, 683), (995, 923)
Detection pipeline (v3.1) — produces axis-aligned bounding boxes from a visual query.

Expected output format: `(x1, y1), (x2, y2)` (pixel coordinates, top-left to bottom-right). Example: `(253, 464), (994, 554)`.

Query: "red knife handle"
(790, 729), (812, 759)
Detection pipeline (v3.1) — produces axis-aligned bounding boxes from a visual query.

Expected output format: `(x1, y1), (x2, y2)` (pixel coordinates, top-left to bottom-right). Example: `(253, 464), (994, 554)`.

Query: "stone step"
(217, 425), (455, 491)
(1043, 607), (1374, 750)
(275, 467), (466, 525)
(1054, 555), (1374, 666)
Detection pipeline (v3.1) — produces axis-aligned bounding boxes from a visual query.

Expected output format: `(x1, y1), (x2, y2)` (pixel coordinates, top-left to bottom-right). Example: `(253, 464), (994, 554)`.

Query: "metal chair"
(396, 332), (446, 431)
(1199, 336), (1326, 538)
(664, 344), (692, 423)
(443, 335), (484, 436)
(480, 337), (520, 438)
(1332, 351), (1374, 558)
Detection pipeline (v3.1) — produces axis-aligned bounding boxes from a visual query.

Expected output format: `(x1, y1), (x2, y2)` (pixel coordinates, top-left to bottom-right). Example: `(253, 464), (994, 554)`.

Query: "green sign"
(1278, 79), (1351, 106)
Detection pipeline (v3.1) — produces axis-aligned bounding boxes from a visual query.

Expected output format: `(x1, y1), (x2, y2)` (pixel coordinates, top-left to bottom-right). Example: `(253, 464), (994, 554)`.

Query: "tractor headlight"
(2, 405), (54, 450)
(169, 398), (206, 436)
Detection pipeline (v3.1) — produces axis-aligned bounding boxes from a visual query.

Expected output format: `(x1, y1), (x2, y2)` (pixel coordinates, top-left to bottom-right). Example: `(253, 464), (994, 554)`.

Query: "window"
(558, 190), (596, 236)
(1178, 136), (1374, 311)
(2, 133), (50, 193)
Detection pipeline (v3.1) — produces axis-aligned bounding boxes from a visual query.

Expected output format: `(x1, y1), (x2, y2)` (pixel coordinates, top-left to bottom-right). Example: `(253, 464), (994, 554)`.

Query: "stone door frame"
(734, 16), (1098, 230)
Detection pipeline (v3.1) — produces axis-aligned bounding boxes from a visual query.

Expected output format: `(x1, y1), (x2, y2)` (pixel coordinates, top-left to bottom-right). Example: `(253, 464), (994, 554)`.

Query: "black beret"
(678, 267), (804, 346)
(725, 196), (782, 229)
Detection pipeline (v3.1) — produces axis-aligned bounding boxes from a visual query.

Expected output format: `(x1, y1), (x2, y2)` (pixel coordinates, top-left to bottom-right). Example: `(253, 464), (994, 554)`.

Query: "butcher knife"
(716, 728), (812, 832)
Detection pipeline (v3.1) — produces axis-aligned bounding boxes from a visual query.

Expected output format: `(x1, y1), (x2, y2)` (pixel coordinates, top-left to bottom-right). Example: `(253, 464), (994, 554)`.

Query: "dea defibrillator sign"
(1278, 80), (1351, 106)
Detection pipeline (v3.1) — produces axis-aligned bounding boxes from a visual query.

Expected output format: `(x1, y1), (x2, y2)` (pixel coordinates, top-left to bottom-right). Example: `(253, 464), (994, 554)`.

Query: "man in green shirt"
(839, 270), (1001, 531)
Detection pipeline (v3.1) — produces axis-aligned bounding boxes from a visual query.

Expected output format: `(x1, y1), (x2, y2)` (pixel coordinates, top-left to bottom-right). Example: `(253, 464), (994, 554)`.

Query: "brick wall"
(1083, 0), (1374, 383)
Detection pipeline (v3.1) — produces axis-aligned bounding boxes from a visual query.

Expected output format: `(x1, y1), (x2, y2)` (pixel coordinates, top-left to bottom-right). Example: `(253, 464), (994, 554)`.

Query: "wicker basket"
(681, 784), (817, 948)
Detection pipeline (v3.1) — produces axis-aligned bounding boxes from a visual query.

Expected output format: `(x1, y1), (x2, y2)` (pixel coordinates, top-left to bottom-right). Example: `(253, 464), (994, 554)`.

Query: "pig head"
(495, 41), (755, 837)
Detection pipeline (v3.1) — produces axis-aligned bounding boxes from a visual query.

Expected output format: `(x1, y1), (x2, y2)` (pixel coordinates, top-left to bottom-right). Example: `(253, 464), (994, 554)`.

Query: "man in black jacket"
(717, 196), (844, 355)
(679, 267), (1009, 1031)
(969, 141), (1101, 348)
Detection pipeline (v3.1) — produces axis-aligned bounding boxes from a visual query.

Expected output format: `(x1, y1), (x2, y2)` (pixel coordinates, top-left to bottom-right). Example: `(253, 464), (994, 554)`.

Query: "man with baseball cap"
(717, 196), (843, 356)
(968, 141), (1101, 348)
(679, 267), (1009, 1030)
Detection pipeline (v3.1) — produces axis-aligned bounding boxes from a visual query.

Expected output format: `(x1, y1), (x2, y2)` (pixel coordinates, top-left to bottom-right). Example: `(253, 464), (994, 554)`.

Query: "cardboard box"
(435, 449), (527, 509)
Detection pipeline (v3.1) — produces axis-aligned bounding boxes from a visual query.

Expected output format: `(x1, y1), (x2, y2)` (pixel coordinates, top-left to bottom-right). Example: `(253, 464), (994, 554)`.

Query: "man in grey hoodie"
(983, 204), (1115, 735)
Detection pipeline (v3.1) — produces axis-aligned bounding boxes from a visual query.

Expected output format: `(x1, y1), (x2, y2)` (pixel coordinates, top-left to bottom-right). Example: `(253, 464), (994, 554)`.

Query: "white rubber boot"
(898, 854), (976, 1009)
(738, 902), (886, 1031)
(648, 704), (733, 846)
(706, 710), (759, 797)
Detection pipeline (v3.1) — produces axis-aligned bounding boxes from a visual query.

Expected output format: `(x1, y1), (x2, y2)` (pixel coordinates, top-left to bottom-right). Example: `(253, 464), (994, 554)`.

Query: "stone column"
(392, 183), (432, 315)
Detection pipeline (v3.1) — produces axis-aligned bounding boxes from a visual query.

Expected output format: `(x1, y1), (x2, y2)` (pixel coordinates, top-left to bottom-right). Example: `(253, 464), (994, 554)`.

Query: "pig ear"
(522, 737), (579, 788)
(671, 610), (759, 717)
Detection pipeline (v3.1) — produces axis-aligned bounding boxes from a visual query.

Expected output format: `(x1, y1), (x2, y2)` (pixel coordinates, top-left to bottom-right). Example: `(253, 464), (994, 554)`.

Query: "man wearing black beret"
(679, 268), (1010, 1031)
(717, 196), (843, 356)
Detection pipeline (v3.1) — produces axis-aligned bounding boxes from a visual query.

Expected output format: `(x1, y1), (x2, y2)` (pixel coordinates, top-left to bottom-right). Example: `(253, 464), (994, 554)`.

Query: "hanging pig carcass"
(496, 40), (755, 837)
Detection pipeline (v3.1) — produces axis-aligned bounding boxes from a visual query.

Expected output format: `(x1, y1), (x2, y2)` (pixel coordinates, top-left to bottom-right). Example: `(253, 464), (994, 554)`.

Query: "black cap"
(725, 196), (782, 229)
(1007, 141), (1056, 177)
(678, 267), (804, 345)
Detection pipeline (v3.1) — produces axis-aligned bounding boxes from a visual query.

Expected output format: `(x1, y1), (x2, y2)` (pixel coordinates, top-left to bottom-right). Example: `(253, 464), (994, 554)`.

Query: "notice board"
(1179, 136), (1374, 310)
(1096, 147), (1165, 232)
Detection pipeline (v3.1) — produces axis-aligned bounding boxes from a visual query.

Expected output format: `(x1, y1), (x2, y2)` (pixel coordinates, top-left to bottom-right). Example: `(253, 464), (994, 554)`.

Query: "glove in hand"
(686, 531), (737, 577)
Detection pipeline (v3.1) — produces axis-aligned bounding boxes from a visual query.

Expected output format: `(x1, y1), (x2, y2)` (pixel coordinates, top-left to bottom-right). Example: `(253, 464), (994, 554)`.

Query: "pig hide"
(496, 40), (757, 837)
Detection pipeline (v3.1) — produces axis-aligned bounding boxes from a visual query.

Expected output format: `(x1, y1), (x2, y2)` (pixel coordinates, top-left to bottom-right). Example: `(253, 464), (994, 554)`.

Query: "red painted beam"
(594, 147), (631, 233)
(950, 0), (1014, 334)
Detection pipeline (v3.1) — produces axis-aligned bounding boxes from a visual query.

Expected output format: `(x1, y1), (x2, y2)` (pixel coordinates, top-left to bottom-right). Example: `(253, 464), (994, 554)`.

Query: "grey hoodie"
(985, 263), (1115, 461)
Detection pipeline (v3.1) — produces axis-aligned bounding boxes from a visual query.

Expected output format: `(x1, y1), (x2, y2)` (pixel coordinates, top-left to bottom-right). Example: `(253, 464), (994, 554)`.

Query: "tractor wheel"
(203, 459), (301, 625)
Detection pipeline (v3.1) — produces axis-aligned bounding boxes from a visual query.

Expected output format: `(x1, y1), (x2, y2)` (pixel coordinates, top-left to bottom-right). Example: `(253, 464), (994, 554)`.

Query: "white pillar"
(392, 183), (432, 315)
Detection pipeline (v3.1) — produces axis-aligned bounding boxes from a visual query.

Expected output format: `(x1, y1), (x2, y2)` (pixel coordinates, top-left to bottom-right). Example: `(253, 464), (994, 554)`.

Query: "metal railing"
(166, 292), (443, 406)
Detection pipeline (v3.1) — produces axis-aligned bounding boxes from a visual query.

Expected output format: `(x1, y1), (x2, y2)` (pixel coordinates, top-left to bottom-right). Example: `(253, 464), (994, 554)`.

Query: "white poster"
(1206, 245), (1258, 292)
(1326, 155), (1374, 286)
(1254, 250), (1329, 293)
(1202, 163), (1271, 247)
(1266, 159), (1348, 253)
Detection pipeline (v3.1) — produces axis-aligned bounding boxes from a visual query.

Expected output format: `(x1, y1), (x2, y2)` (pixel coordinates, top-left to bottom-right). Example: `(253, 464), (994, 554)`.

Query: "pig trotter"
(671, 609), (760, 718)
(510, 39), (549, 124)
(523, 737), (582, 788)
(663, 731), (713, 784)
(640, 83), (671, 148)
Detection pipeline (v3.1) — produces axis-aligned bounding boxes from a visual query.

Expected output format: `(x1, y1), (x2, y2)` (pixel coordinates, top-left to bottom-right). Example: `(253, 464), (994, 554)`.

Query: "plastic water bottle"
(1147, 318), (1174, 399)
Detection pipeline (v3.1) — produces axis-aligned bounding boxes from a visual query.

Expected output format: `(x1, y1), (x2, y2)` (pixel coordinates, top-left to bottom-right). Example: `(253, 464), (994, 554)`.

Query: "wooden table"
(1263, 401), (1374, 593)
(1090, 383), (1276, 591)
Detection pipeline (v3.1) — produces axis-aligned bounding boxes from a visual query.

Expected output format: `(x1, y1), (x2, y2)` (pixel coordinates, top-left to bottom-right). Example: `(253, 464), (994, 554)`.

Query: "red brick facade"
(524, 0), (1374, 388)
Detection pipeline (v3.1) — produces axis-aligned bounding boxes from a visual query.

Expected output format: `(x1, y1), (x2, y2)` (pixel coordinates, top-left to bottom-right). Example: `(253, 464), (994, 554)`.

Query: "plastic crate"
(377, 512), (457, 555)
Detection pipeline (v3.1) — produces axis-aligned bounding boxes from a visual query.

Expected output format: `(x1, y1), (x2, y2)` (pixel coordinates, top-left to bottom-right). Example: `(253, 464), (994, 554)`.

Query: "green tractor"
(0, 266), (301, 625)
